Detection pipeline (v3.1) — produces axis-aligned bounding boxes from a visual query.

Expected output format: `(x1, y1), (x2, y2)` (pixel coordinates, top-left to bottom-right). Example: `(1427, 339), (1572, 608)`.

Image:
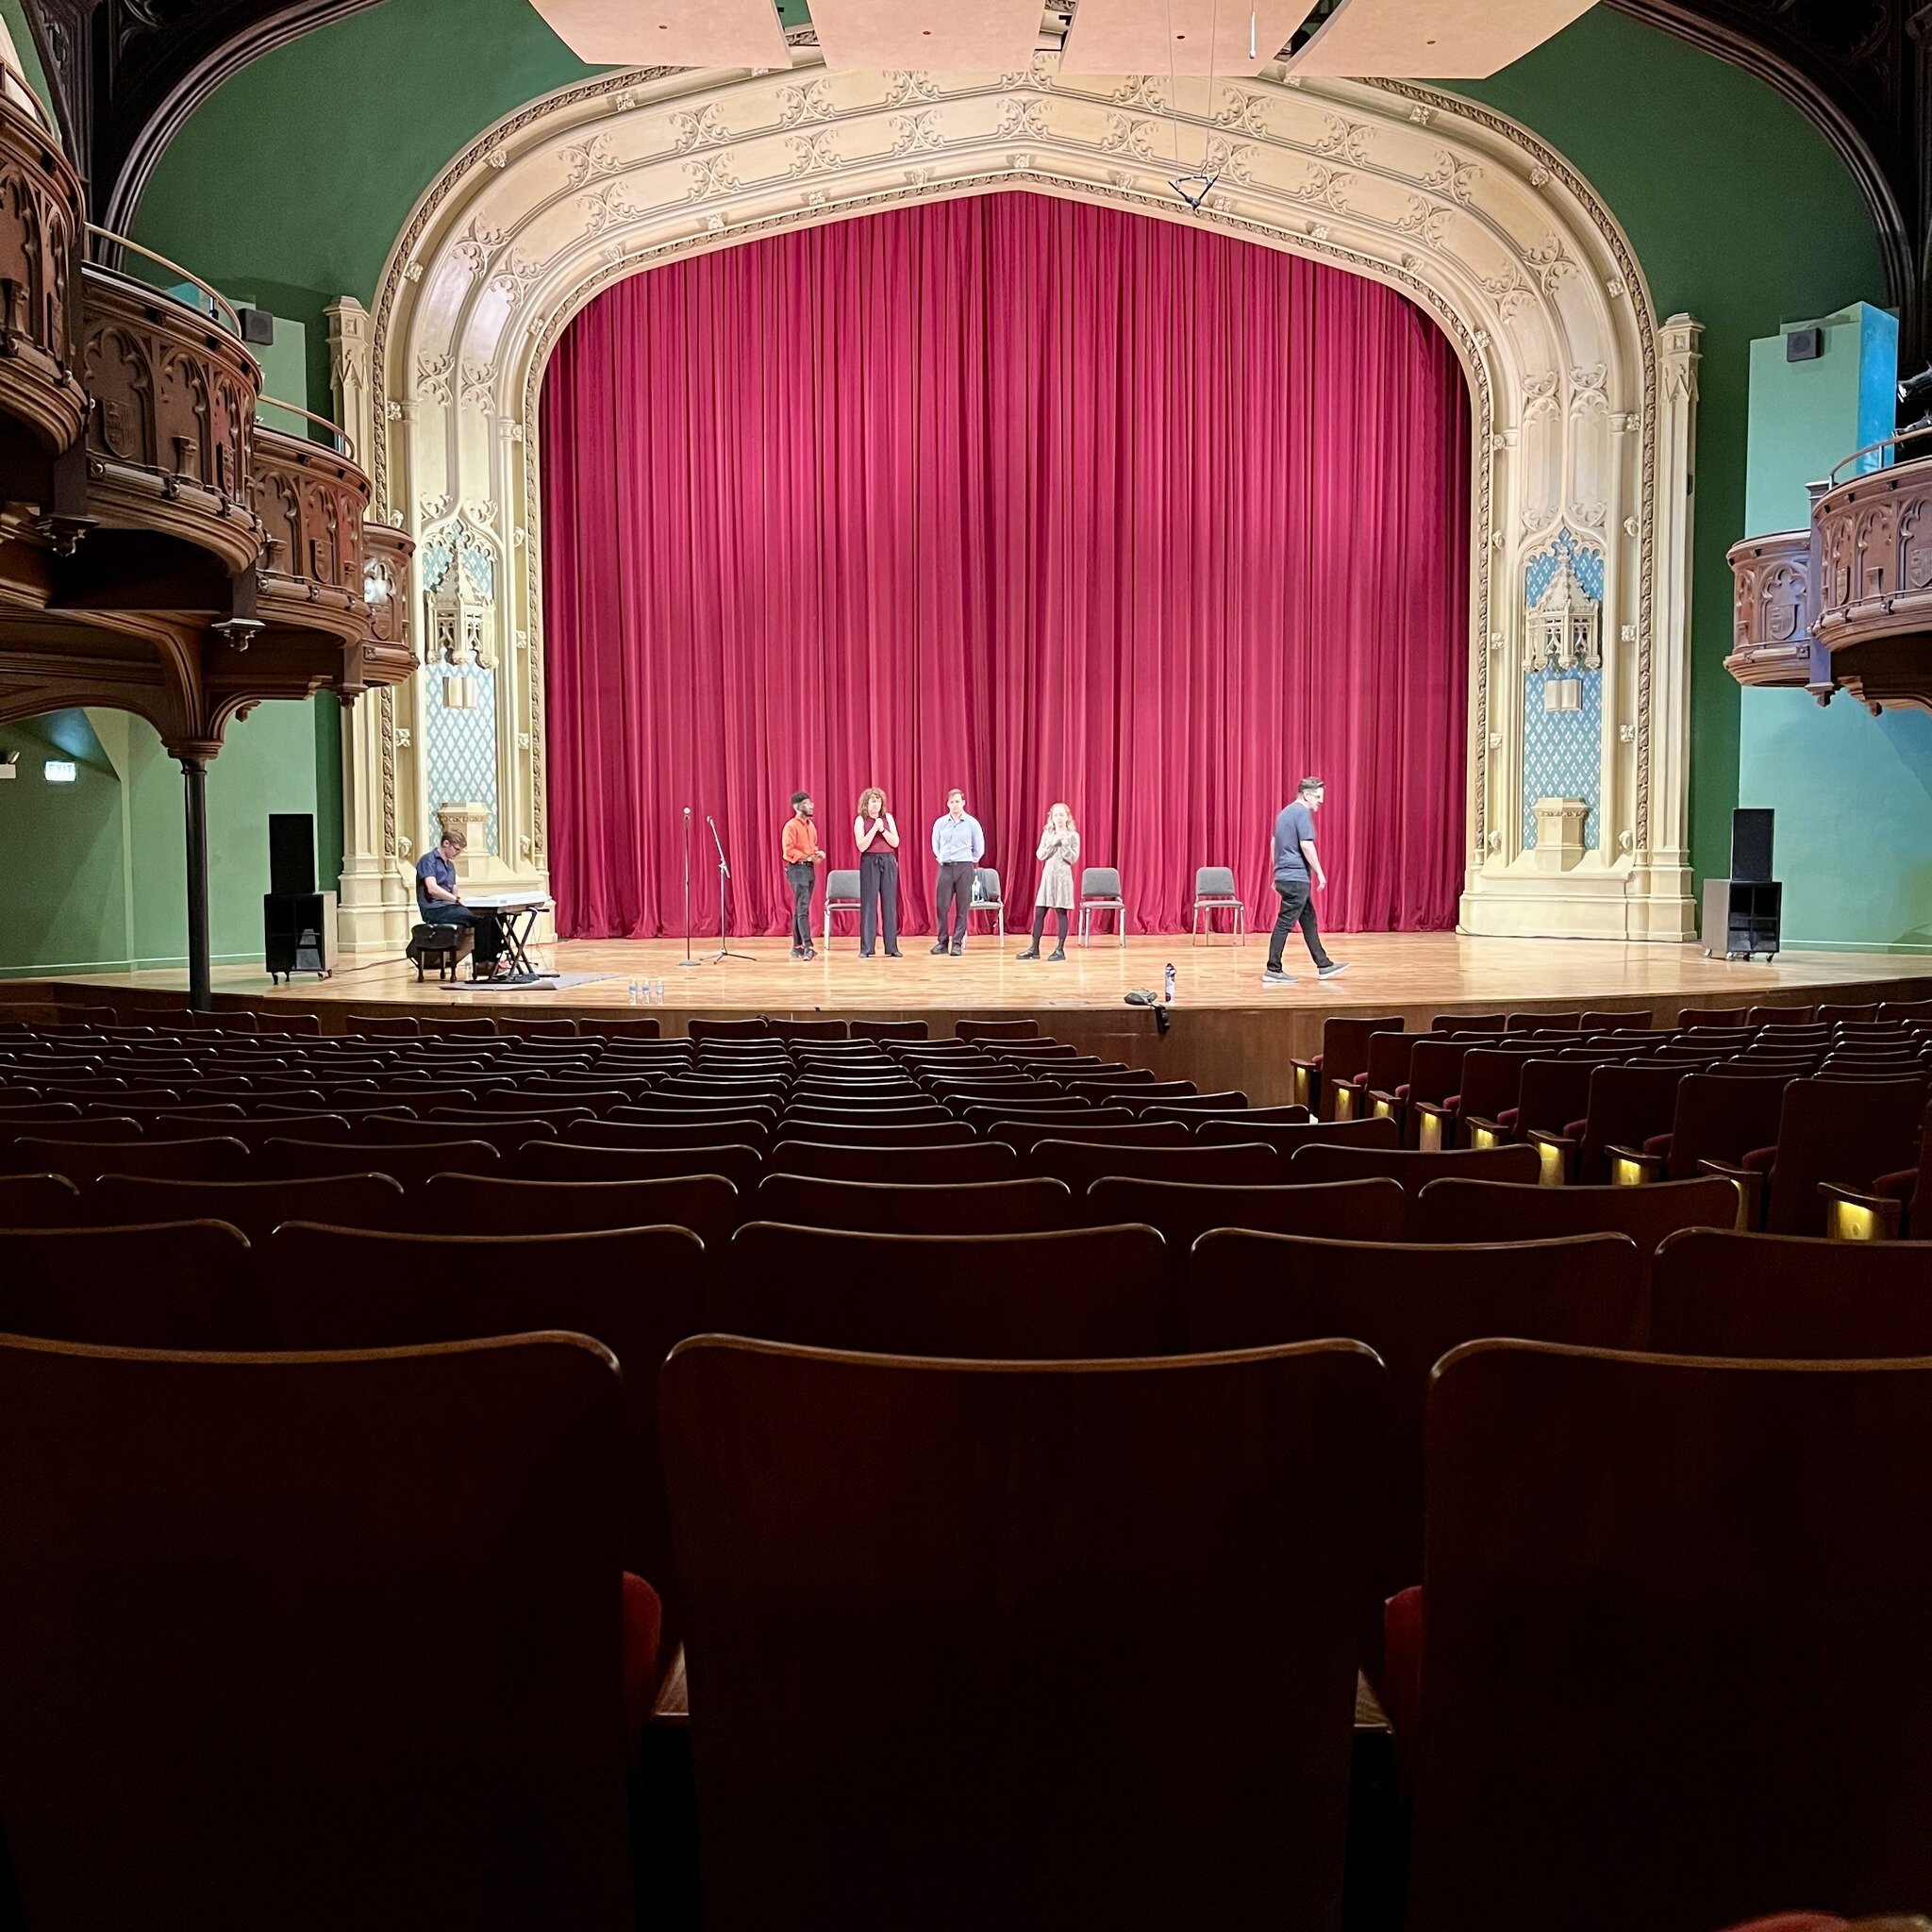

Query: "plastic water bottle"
(1164, 962), (1176, 1005)
(627, 980), (640, 1005)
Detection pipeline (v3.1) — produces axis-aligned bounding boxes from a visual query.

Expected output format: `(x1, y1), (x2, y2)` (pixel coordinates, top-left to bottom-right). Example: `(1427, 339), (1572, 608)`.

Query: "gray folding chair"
(970, 868), (1006, 942)
(1078, 867), (1126, 948)
(1191, 866), (1246, 945)
(823, 870), (861, 949)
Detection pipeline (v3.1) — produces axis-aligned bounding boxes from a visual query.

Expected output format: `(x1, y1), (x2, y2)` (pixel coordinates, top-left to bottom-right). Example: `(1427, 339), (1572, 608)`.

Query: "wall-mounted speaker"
(1731, 808), (1774, 886)
(268, 813), (315, 897)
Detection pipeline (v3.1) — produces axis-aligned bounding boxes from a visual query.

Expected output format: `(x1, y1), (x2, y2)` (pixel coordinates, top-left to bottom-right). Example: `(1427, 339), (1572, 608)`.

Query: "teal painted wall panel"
(1743, 305), (1896, 539)
(1739, 691), (1932, 952)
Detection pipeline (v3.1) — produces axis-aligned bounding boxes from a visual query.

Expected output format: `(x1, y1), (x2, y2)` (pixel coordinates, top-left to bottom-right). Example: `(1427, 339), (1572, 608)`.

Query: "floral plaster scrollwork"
(359, 32), (1698, 941)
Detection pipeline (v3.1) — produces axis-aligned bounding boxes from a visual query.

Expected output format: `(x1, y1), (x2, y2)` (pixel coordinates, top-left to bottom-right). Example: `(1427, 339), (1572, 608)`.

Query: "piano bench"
(407, 923), (473, 983)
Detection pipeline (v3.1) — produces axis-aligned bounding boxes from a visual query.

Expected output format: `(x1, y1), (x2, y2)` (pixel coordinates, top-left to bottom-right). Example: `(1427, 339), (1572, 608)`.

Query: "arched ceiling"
(19, 0), (1927, 355)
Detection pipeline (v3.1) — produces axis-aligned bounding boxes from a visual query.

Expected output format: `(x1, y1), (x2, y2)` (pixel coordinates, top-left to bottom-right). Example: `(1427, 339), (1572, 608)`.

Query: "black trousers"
(934, 860), (975, 948)
(786, 861), (815, 953)
(421, 903), (499, 967)
(1267, 876), (1332, 972)
(858, 850), (899, 955)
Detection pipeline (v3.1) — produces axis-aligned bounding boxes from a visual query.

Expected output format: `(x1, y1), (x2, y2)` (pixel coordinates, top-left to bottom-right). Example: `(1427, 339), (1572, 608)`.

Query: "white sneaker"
(1318, 961), (1351, 980)
(1261, 968), (1294, 986)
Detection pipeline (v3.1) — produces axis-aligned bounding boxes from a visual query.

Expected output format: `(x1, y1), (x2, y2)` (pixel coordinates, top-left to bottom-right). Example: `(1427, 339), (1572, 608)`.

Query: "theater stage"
(28, 933), (1932, 1108)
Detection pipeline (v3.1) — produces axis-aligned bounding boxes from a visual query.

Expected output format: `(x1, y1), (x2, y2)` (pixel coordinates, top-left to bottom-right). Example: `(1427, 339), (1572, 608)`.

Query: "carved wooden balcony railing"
(1727, 442), (1932, 713)
(78, 237), (261, 578)
(0, 93), (86, 462)
(250, 415), (370, 639)
(360, 518), (416, 694)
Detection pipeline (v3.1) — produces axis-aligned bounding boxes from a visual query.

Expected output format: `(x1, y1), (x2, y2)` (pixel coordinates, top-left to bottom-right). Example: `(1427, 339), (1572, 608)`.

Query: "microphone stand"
(708, 814), (757, 964)
(676, 806), (705, 968)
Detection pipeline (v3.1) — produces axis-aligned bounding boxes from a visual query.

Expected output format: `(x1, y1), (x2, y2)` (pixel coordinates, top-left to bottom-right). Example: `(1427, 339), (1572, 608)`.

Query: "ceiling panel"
(1288, 0), (1599, 78)
(527, 0), (791, 69)
(1059, 0), (1322, 77)
(809, 0), (1045, 73)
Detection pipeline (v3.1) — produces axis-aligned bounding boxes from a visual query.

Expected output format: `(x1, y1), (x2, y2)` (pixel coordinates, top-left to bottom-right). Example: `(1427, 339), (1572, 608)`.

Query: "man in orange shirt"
(781, 790), (823, 960)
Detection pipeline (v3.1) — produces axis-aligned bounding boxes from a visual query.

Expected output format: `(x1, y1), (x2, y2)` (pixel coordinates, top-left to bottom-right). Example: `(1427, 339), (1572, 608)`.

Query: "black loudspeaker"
(264, 892), (327, 982)
(268, 813), (315, 897)
(1730, 808), (1774, 885)
(1702, 878), (1782, 962)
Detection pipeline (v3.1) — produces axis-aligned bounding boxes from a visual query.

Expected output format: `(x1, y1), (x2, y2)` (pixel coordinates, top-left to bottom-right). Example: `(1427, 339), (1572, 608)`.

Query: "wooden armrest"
(1604, 1141), (1664, 1185)
(1819, 1182), (1905, 1241)
(1411, 1096), (1457, 1153)
(1695, 1158), (1765, 1229)
(1527, 1127), (1577, 1185)
(1464, 1112), (1508, 1150)
(650, 1644), (689, 1728)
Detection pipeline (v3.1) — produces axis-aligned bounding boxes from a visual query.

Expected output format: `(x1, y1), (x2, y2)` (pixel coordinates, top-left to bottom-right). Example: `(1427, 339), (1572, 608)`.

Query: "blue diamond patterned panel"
(1522, 531), (1605, 851)
(424, 660), (500, 855)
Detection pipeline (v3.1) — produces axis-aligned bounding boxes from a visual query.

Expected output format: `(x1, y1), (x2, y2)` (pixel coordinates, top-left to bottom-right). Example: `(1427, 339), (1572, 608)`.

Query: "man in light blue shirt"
(929, 788), (986, 956)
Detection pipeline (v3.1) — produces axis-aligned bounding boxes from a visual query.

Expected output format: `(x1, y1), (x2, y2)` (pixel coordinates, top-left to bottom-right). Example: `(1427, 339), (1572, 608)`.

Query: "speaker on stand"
(1701, 808), (1782, 962)
(263, 813), (335, 983)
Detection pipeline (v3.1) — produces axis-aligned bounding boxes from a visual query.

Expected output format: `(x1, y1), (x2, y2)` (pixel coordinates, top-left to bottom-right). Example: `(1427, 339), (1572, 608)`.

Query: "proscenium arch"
(335, 32), (1700, 953)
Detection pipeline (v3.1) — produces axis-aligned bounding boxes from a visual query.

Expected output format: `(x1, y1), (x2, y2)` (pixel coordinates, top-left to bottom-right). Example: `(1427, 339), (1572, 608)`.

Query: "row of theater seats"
(0, 1005), (1929, 1930)
(1301, 1000), (1932, 1235)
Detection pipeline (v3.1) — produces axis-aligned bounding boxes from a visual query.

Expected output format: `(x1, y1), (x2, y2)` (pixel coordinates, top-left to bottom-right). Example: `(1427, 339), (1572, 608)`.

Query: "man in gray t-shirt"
(1264, 777), (1349, 984)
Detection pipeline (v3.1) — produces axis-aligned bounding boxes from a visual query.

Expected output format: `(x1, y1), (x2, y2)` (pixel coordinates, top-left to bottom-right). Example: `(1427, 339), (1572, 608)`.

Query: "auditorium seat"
(687, 1018), (769, 1041)
(1705, 1076), (1927, 1234)
(766, 1119), (979, 1148)
(1031, 1137), (1280, 1191)
(421, 1171), (739, 1245)
(767, 1019), (850, 1042)
(766, 1139), (1020, 1184)
(751, 1173), (1072, 1235)
(0, 1171), (83, 1224)
(1412, 1174), (1740, 1257)
(1288, 1141), (1541, 1192)
(520, 1140), (763, 1191)
(1085, 1175), (1407, 1253)
(1674, 1006), (1749, 1030)
(344, 1012), (422, 1037)
(1605, 1070), (1793, 1185)
(91, 1173), (408, 1245)
(0, 1221), (260, 1348)
(1184, 1232), (1641, 1605)
(850, 1020), (928, 1041)
(260, 1137), (500, 1188)
(715, 1224), (1169, 1357)
(995, 1118), (1191, 1159)
(15, 1134), (253, 1186)
(1428, 1045), (1537, 1148)
(956, 1018), (1040, 1041)
(0, 1330), (634, 1927)
(1403, 1341), (1932, 1932)
(1298, 1017), (1406, 1121)
(574, 1015), (665, 1040)
(1819, 1098), (1932, 1239)
(659, 1335), (1379, 1931)
(1530, 1060), (1687, 1185)
(1150, 1102), (1308, 1128)
(1136, 1089), (1251, 1113)
(1398, 1038), (1478, 1149)
(1198, 1113), (1399, 1158)
(271, 1222), (699, 1591)
(563, 1119), (771, 1154)
(1, 1116), (141, 1152)
(1649, 1227), (1932, 1356)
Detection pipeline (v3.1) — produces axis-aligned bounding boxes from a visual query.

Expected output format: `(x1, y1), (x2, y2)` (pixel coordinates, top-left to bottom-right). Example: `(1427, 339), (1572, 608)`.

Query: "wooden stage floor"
(28, 932), (1932, 1108)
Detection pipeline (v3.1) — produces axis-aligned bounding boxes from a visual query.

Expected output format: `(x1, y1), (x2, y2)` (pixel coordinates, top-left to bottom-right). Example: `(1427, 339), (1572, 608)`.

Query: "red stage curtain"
(540, 192), (1470, 939)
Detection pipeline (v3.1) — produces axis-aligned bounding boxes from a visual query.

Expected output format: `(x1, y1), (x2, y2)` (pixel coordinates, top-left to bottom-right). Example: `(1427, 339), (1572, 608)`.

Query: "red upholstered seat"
(622, 1571), (663, 1746)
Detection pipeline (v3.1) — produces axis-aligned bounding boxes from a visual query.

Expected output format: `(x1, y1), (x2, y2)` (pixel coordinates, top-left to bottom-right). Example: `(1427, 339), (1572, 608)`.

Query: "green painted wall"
(1457, 8), (1890, 891)
(0, 702), (323, 977)
(0, 0), (1867, 974)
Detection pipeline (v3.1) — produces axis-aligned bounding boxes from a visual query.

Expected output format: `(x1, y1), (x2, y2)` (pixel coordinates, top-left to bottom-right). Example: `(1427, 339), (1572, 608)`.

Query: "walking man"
(930, 788), (985, 956)
(782, 790), (823, 960)
(1263, 776), (1348, 986)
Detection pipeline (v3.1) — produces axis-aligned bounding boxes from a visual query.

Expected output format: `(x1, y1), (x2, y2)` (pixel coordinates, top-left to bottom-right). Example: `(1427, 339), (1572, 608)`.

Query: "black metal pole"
(180, 753), (211, 1011)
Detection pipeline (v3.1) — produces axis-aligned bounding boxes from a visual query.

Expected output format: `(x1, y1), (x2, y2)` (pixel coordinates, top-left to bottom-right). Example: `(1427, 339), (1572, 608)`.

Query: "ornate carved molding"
(364, 42), (1697, 939)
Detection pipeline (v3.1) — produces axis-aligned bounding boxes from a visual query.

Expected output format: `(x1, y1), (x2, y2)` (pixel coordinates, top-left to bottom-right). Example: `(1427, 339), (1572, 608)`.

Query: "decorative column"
(1630, 311), (1702, 939)
(329, 295), (411, 957)
(176, 745), (215, 1009)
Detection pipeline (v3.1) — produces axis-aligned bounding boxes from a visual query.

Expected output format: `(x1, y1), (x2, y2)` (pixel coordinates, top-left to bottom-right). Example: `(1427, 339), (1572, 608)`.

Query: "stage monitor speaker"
(268, 813), (315, 897)
(1702, 877), (1781, 961)
(264, 891), (332, 982)
(1731, 808), (1774, 885)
